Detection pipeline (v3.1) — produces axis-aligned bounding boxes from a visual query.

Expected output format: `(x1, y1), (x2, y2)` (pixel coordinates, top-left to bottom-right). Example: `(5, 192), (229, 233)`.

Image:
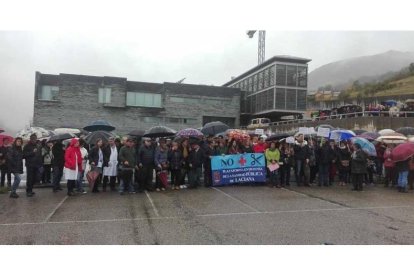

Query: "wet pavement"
(0, 184), (413, 244)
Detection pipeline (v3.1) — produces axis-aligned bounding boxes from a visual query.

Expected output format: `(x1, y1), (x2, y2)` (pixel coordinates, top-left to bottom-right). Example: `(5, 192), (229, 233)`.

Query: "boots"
(9, 192), (19, 198)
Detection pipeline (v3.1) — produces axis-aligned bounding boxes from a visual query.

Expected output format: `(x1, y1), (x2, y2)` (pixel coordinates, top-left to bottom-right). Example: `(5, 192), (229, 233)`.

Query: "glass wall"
(297, 66), (307, 88)
(286, 66), (297, 87)
(275, 88), (285, 109)
(276, 65), (286, 86)
(127, 92), (162, 107)
(286, 89), (297, 110)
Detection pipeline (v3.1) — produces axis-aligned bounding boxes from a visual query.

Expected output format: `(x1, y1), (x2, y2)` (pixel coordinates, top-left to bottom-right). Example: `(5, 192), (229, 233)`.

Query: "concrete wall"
(33, 73), (240, 134)
(270, 116), (414, 133)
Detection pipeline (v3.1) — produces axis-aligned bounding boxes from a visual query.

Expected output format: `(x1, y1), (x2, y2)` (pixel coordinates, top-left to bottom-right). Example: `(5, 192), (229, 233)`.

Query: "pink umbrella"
(0, 134), (14, 146)
(391, 142), (414, 162)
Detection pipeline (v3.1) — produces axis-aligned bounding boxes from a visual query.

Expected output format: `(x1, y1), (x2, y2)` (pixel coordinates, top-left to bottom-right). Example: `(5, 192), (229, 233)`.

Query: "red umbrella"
(391, 142), (414, 162)
(0, 134), (14, 146)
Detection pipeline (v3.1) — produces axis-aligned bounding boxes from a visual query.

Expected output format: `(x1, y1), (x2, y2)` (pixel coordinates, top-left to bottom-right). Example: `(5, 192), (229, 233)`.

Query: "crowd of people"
(0, 131), (413, 199)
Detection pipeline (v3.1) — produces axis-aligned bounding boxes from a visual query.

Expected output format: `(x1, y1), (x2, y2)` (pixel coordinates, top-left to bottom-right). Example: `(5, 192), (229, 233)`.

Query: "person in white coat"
(103, 137), (118, 192)
(76, 138), (88, 194)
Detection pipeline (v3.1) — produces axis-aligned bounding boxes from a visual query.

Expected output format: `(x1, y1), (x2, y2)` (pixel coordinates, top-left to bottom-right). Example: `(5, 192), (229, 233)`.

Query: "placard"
(317, 127), (331, 138)
(286, 137), (295, 144)
(255, 129), (264, 135)
(298, 127), (309, 134)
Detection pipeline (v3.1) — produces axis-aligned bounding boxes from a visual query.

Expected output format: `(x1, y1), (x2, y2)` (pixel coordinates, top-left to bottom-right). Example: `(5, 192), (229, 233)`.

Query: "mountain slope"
(308, 50), (414, 91)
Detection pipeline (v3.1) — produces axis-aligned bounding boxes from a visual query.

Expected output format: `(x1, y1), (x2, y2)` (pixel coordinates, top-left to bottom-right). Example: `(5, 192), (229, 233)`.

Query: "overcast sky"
(1, 30), (414, 134)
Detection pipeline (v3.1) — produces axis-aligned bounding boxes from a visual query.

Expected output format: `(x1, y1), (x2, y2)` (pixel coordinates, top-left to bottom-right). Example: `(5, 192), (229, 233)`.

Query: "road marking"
(44, 196), (68, 223)
(0, 205), (413, 227)
(145, 191), (160, 217)
(211, 187), (260, 212)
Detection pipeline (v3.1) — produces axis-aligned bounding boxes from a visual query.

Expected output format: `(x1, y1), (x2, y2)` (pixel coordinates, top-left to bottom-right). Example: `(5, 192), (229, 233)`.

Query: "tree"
(409, 62), (414, 74)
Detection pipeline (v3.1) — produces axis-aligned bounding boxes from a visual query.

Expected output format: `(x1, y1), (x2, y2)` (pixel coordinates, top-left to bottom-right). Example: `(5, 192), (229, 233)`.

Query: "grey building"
(33, 72), (241, 134)
(223, 55), (311, 125)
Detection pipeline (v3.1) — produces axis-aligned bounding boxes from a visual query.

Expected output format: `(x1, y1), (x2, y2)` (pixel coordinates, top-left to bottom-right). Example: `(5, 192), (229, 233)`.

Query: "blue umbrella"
(351, 137), (377, 157)
(330, 130), (355, 141)
(83, 120), (115, 132)
(384, 100), (397, 106)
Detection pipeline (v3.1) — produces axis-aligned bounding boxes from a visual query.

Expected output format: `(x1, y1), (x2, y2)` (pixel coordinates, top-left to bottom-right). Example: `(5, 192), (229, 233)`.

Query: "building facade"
(223, 55), (311, 125)
(33, 72), (241, 134)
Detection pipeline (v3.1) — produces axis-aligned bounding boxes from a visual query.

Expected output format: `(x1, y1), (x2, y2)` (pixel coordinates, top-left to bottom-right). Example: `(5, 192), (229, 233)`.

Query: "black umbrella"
(48, 133), (76, 142)
(201, 121), (230, 136)
(83, 120), (115, 132)
(143, 126), (176, 138)
(84, 131), (113, 145)
(266, 133), (291, 142)
(396, 127), (414, 136)
(353, 129), (368, 135)
(128, 129), (146, 137)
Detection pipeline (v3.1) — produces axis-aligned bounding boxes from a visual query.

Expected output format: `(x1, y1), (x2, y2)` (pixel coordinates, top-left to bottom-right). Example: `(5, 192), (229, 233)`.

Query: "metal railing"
(240, 110), (414, 129)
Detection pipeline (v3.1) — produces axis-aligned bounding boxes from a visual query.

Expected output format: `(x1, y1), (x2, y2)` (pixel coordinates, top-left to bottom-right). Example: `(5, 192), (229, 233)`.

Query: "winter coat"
(253, 143), (266, 153)
(52, 142), (65, 168)
(203, 146), (215, 167)
(89, 146), (109, 167)
(118, 145), (137, 169)
(351, 149), (368, 174)
(64, 139), (83, 172)
(383, 149), (395, 168)
(42, 147), (53, 165)
(293, 142), (311, 161)
(7, 144), (23, 174)
(137, 145), (155, 166)
(337, 147), (352, 171)
(154, 146), (169, 168)
(168, 149), (184, 170)
(188, 148), (204, 169)
(317, 144), (336, 165)
(23, 141), (43, 168)
(240, 145), (254, 153)
(0, 145), (9, 168)
(265, 148), (280, 165)
(216, 146), (228, 155)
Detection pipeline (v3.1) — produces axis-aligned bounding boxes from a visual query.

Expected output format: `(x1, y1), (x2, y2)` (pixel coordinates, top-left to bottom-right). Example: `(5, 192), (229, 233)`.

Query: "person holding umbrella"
(52, 140), (65, 192)
(41, 141), (54, 184)
(168, 141), (184, 190)
(23, 134), (43, 197)
(89, 138), (107, 193)
(395, 159), (409, 193)
(64, 138), (83, 196)
(118, 137), (137, 195)
(137, 137), (155, 192)
(154, 138), (169, 192)
(102, 137), (118, 192)
(188, 141), (204, 189)
(351, 143), (368, 191)
(383, 143), (395, 187)
(0, 136), (12, 189)
(7, 137), (24, 198)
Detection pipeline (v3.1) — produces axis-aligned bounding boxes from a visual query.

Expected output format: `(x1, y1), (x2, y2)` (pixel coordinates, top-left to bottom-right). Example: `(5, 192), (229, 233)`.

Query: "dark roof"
(223, 55), (312, 86)
(39, 74), (59, 86)
(127, 81), (163, 92)
(163, 82), (240, 98)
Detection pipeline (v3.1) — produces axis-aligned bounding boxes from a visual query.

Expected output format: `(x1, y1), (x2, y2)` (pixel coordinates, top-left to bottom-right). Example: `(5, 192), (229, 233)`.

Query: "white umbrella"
(376, 134), (407, 144)
(378, 129), (395, 136)
(16, 127), (51, 140)
(54, 128), (81, 135)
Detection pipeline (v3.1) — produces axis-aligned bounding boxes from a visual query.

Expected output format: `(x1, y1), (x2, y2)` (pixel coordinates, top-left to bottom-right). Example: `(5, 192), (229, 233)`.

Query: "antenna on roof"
(177, 78), (186, 84)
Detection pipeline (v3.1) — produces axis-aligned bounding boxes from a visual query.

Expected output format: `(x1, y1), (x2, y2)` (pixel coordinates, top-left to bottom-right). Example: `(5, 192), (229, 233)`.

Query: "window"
(169, 96), (199, 104)
(286, 89), (297, 110)
(165, 117), (182, 124)
(275, 88), (285, 109)
(298, 66), (307, 88)
(269, 65), (275, 86)
(98, 88), (111, 104)
(263, 68), (269, 89)
(143, 117), (162, 123)
(258, 71), (264, 90)
(297, 90), (307, 110)
(127, 92), (161, 107)
(276, 65), (286, 86)
(183, 118), (198, 124)
(266, 89), (274, 110)
(253, 74), (258, 92)
(286, 66), (297, 87)
(39, 85), (59, 101)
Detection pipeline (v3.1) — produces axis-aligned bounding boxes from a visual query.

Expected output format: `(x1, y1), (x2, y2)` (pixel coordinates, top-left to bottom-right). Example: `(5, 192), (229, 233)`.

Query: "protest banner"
(317, 127), (331, 138)
(211, 153), (266, 186)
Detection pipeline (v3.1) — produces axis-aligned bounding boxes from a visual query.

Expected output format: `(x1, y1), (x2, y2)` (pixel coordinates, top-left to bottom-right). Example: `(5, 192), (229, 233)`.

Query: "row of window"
(38, 86), (230, 108)
(241, 88), (307, 114)
(141, 116), (198, 125)
(231, 64), (308, 94)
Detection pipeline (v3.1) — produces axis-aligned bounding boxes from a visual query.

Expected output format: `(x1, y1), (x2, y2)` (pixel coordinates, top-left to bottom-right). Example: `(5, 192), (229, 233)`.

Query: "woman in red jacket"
(64, 138), (83, 196)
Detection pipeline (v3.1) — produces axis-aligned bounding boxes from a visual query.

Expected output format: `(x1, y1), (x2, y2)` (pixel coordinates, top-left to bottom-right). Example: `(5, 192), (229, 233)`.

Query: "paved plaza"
(0, 184), (413, 244)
